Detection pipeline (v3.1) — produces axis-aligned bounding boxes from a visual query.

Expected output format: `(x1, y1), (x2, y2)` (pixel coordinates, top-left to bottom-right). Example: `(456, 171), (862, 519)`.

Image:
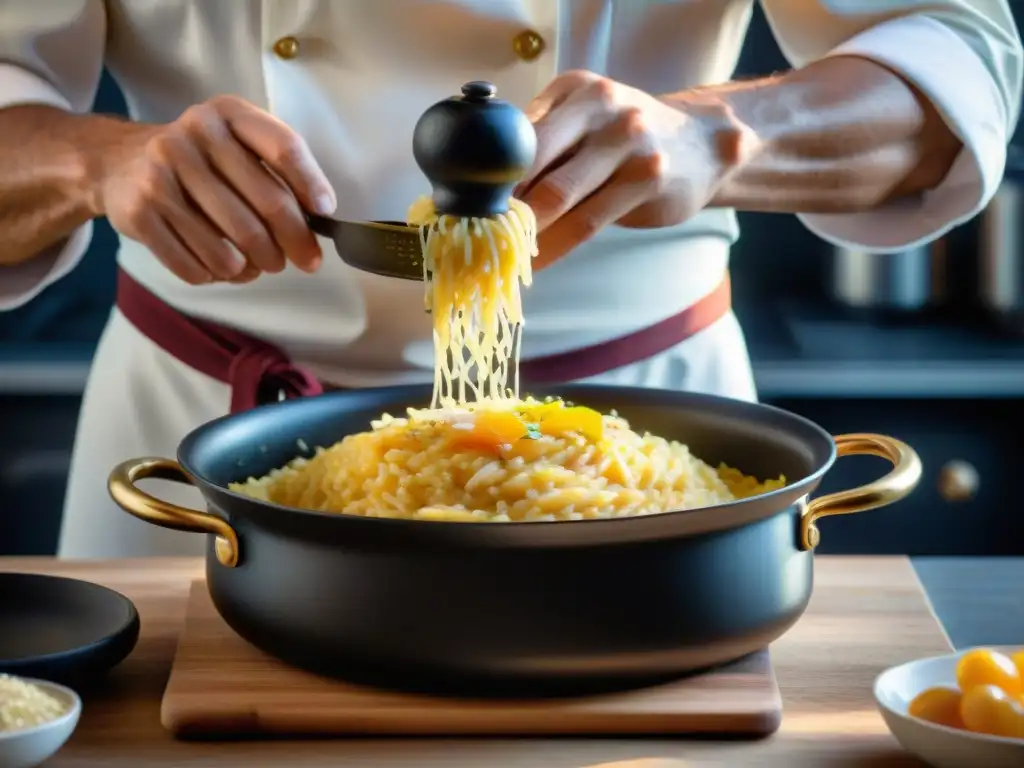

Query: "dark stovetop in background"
(737, 299), (1024, 399)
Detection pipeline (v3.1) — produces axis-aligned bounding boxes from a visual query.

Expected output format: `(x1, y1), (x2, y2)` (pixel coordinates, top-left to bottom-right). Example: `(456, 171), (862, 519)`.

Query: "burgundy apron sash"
(115, 268), (731, 414)
(115, 269), (323, 414)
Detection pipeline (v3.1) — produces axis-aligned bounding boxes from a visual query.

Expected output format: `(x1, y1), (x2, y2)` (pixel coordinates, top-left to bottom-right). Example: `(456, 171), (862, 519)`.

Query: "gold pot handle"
(800, 434), (922, 551)
(108, 457), (240, 567)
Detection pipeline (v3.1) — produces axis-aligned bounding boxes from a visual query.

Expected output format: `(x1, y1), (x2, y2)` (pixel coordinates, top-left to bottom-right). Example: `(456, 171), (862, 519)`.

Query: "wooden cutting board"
(162, 581), (783, 739)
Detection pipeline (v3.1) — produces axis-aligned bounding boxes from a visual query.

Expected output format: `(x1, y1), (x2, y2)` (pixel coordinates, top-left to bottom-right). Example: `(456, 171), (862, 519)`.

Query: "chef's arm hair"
(0, 105), (146, 267)
(693, 0), (1021, 244)
(0, 0), (110, 272)
(686, 55), (962, 214)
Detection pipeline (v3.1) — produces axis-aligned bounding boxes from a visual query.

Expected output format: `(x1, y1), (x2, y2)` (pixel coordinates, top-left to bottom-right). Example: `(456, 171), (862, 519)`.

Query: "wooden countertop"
(0, 556), (964, 766)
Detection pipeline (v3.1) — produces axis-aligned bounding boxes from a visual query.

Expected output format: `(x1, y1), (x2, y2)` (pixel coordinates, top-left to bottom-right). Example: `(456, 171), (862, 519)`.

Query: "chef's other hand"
(93, 95), (336, 285)
(518, 70), (754, 270)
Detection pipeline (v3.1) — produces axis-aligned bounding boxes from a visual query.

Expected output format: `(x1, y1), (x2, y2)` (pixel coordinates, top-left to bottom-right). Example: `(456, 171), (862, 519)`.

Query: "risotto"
(231, 398), (786, 522)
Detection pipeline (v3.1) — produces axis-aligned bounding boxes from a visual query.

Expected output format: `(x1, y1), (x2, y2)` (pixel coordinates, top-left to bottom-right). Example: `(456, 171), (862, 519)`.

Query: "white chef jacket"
(0, 0), (1020, 559)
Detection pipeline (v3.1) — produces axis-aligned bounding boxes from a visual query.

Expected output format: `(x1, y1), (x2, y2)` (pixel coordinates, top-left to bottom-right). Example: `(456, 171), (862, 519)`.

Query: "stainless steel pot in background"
(979, 152), (1024, 337)
(828, 240), (948, 316)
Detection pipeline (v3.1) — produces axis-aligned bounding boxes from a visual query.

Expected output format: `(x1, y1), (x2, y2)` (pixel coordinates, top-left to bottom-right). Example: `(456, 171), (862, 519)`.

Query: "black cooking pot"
(108, 384), (920, 697)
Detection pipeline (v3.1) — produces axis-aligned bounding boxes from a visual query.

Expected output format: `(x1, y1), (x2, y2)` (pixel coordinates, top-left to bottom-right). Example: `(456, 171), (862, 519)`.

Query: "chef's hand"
(518, 71), (756, 270)
(93, 95), (336, 285)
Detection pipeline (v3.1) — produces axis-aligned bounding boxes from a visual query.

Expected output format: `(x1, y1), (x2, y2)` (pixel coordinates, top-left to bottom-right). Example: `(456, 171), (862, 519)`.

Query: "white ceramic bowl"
(874, 646), (1024, 768)
(0, 677), (81, 768)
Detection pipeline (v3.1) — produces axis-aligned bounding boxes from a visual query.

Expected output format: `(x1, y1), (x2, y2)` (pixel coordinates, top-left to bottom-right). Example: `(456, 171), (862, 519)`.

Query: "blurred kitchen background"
(3, 5), (1024, 557)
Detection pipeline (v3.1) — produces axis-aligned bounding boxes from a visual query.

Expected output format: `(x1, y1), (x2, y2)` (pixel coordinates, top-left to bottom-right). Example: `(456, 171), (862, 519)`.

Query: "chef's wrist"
(659, 90), (762, 210)
(0, 106), (154, 267)
(79, 116), (162, 218)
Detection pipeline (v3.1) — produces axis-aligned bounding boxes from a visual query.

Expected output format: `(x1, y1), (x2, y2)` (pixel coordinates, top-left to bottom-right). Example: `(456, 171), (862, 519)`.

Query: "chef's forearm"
(0, 104), (139, 267)
(675, 55), (963, 214)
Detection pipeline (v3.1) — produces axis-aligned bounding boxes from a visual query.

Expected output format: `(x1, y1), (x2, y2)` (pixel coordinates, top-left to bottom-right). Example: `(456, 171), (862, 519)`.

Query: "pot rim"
(179, 383), (837, 529)
(109, 384), (922, 559)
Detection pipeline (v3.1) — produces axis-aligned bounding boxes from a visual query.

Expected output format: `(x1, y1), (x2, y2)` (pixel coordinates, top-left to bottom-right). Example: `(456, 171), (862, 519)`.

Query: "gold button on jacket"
(512, 29), (545, 61)
(273, 36), (300, 60)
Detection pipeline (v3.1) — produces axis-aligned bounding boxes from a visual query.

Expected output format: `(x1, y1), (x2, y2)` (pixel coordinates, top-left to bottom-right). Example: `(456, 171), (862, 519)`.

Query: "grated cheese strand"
(407, 195), (537, 409)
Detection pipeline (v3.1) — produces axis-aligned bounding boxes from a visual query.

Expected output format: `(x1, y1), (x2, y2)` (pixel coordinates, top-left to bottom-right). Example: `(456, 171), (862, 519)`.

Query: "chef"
(0, 1), (1019, 559)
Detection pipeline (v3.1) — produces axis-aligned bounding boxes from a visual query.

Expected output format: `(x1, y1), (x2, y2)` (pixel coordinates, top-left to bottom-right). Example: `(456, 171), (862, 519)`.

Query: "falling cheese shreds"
(407, 195), (537, 409)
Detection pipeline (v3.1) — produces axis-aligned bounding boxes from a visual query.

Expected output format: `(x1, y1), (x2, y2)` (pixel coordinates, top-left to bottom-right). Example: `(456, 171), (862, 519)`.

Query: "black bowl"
(108, 384), (920, 696)
(0, 573), (140, 685)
